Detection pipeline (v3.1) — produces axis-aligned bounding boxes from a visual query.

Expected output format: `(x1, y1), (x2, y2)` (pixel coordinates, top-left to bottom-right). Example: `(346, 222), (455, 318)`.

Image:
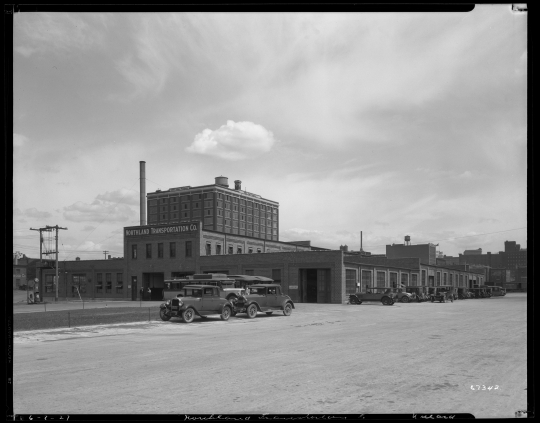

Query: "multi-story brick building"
(146, 177), (279, 241)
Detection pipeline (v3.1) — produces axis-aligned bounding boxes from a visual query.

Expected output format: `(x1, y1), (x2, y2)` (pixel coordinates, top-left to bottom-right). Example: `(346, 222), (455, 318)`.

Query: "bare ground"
(13, 294), (527, 418)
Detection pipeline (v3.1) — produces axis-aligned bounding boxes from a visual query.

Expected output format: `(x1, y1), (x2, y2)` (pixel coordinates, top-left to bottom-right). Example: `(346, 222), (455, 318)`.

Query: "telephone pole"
(103, 250), (109, 260)
(31, 225), (67, 302)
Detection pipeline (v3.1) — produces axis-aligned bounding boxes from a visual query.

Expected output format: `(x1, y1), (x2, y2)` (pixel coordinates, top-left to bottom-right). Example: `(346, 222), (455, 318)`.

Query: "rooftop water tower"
(405, 235), (411, 246)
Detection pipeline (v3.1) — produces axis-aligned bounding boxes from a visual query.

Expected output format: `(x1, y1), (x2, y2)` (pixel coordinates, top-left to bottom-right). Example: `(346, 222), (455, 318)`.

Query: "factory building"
(36, 162), (492, 302)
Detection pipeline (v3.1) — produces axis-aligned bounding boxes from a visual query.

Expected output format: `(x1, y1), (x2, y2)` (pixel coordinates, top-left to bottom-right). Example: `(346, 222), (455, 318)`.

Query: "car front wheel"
(381, 297), (390, 305)
(283, 303), (293, 316)
(159, 308), (171, 321)
(247, 304), (258, 319)
(400, 296), (410, 303)
(221, 306), (231, 321)
(182, 308), (195, 323)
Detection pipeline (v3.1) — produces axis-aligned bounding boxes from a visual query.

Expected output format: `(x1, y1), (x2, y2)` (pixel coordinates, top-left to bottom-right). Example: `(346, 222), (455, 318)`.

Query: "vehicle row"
(348, 285), (506, 305)
(159, 283), (294, 323)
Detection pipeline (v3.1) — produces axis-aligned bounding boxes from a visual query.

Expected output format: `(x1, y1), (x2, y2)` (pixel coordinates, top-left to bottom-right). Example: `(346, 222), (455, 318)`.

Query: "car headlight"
(178, 299), (183, 306)
(166, 300), (171, 305)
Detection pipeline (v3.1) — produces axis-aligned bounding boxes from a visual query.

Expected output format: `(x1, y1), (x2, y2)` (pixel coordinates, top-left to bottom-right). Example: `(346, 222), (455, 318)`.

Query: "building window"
(185, 241), (192, 258)
(376, 271), (386, 287)
(390, 272), (398, 288)
(96, 273), (103, 293)
(72, 274), (87, 294)
(228, 246), (233, 255)
(345, 269), (357, 294)
(206, 243), (211, 256)
(237, 247), (242, 254)
(170, 242), (176, 258)
(158, 243), (164, 258)
(146, 244), (152, 259)
(411, 274), (418, 285)
(106, 273), (112, 293)
(361, 270), (372, 290)
(216, 244), (222, 255)
(443, 273), (447, 284)
(449, 273), (453, 285)
(248, 248), (253, 254)
(421, 270), (426, 286)
(116, 273), (123, 293)
(401, 273), (409, 286)
(131, 244), (137, 259)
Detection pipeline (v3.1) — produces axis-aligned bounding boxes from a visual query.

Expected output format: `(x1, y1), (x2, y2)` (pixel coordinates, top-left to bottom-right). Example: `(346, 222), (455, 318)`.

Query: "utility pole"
(30, 227), (53, 303)
(32, 226), (67, 302)
(48, 226), (68, 302)
(103, 250), (109, 260)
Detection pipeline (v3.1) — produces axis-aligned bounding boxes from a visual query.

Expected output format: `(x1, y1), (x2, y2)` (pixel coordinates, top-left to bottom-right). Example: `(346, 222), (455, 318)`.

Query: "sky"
(12, 6), (528, 261)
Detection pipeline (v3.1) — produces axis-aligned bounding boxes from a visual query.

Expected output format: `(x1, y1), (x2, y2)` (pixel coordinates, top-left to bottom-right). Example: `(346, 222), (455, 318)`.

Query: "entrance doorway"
(299, 268), (331, 303)
(306, 269), (318, 303)
(143, 273), (165, 300)
(428, 276), (435, 287)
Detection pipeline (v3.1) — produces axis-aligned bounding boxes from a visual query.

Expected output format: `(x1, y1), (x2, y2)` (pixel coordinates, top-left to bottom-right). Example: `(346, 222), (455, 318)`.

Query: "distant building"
(386, 243), (437, 265)
(463, 248), (482, 255)
(12, 254), (38, 289)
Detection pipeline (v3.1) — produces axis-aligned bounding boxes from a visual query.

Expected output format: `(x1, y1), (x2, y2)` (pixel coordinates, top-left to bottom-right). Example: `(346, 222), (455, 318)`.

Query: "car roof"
(247, 284), (281, 288)
(183, 285), (217, 289)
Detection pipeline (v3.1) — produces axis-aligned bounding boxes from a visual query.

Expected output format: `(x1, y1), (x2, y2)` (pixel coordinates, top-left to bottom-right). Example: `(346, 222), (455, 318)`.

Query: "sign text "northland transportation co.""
(125, 223), (198, 236)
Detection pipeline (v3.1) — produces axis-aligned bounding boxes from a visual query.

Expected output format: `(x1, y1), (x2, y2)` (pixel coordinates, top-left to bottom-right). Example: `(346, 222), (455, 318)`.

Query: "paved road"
(13, 294), (527, 417)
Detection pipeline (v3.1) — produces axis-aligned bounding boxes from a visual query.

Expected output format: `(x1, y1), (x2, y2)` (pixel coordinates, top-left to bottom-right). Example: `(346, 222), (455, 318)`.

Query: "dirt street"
(13, 294), (527, 417)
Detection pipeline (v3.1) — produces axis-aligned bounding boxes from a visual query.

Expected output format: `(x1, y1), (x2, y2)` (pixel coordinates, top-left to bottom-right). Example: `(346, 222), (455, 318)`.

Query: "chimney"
(234, 180), (242, 190)
(140, 161), (147, 226)
(76, 257), (80, 261)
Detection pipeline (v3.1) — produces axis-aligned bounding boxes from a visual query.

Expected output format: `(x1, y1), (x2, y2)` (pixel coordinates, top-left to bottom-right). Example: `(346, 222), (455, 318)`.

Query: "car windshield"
(183, 288), (202, 297)
(247, 287), (267, 295)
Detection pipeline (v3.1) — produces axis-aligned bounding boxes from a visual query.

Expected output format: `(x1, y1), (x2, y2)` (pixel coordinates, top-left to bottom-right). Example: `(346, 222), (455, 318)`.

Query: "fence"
(14, 307), (162, 332)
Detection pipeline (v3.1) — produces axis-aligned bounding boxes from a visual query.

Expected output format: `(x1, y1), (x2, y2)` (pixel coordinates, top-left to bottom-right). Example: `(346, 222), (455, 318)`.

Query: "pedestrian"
(147, 287), (152, 300)
(35, 291), (40, 303)
(28, 293), (34, 304)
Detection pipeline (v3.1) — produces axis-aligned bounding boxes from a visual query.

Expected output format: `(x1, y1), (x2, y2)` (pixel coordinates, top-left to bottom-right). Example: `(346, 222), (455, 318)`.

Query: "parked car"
(405, 286), (429, 302)
(349, 287), (396, 306)
(233, 284), (294, 318)
(429, 286), (454, 303)
(163, 274), (246, 303)
(159, 285), (234, 323)
(387, 287), (415, 303)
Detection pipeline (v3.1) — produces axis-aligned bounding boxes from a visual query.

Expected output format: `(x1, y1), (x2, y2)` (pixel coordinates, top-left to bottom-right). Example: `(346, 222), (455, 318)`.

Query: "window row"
(205, 243), (263, 256)
(131, 242), (192, 259)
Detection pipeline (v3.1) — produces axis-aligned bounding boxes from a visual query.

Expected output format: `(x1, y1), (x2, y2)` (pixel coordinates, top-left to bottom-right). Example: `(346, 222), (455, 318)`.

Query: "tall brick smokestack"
(140, 161), (147, 226)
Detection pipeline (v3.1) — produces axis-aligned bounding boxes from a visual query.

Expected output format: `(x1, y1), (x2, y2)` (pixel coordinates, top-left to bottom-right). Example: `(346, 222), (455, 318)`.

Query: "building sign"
(125, 223), (198, 237)
(289, 285), (298, 289)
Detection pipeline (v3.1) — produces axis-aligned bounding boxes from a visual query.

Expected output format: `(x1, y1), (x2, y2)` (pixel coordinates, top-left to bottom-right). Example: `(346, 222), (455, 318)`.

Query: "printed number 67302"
(471, 385), (499, 390)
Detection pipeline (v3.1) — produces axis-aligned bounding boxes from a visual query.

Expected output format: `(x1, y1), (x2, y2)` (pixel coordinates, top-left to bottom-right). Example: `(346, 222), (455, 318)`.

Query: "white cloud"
(186, 120), (276, 160)
(13, 133), (29, 147)
(13, 207), (52, 219)
(96, 188), (140, 206)
(82, 225), (97, 232)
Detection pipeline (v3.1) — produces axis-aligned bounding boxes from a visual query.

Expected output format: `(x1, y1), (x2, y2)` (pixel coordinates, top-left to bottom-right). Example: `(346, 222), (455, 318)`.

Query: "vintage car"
(387, 287), (415, 303)
(457, 288), (469, 299)
(349, 287), (396, 306)
(159, 285), (234, 323)
(163, 274), (246, 303)
(233, 284), (294, 318)
(405, 286), (429, 302)
(428, 286), (454, 303)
